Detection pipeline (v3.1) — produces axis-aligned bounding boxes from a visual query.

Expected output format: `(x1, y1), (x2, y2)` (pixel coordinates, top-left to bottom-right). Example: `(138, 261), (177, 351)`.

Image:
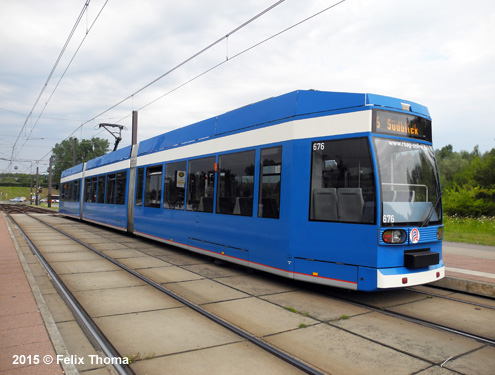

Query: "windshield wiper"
(421, 193), (441, 227)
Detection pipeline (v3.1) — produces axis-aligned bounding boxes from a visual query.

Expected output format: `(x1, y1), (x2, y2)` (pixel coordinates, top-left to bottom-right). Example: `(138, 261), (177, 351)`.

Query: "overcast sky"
(1, 0), (494, 174)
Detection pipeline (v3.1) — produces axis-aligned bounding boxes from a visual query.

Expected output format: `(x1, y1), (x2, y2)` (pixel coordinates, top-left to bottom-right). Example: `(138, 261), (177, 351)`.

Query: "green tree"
(52, 137), (109, 184)
(473, 149), (495, 189)
(437, 144), (495, 217)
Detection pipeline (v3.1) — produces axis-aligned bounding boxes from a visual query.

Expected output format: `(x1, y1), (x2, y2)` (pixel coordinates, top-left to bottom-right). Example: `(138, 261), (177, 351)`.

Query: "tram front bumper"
(376, 261), (445, 289)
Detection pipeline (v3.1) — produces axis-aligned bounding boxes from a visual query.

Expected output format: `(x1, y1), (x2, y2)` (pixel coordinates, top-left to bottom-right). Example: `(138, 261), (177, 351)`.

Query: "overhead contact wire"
(9, 1), (92, 168)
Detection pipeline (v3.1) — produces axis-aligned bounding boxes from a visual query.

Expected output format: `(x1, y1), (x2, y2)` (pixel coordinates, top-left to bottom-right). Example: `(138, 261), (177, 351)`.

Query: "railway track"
(317, 287), (495, 346)
(406, 287), (495, 311)
(6, 211), (323, 375)
(5, 211), (495, 375)
(1, 203), (56, 215)
(301, 282), (495, 346)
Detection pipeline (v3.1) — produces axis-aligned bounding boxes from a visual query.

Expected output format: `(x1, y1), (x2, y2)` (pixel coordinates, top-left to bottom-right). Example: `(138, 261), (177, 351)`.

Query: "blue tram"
(60, 90), (445, 291)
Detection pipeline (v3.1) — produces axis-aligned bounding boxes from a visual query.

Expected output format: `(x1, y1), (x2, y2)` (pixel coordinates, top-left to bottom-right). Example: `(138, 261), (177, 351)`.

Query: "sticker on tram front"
(410, 228), (420, 244)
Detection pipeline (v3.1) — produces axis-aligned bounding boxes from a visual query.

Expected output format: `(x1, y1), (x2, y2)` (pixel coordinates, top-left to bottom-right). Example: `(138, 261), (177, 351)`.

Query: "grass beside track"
(0, 186), (59, 202)
(444, 215), (495, 246)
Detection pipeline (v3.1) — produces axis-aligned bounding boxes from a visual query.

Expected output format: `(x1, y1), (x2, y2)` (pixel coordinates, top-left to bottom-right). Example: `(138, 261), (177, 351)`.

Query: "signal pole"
(72, 138), (77, 166)
(35, 167), (39, 206)
(48, 156), (53, 208)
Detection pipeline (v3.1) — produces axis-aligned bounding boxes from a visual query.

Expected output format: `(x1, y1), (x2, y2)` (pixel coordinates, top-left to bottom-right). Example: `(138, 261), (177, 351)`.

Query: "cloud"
(1, 0), (494, 173)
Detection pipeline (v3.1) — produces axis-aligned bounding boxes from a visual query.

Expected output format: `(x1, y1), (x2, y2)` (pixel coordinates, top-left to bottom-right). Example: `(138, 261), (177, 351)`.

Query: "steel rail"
(23, 213), (325, 375)
(319, 289), (495, 347)
(406, 287), (495, 311)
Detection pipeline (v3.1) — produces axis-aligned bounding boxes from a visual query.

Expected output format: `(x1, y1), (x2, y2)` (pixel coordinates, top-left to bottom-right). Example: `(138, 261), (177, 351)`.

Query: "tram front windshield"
(373, 138), (441, 226)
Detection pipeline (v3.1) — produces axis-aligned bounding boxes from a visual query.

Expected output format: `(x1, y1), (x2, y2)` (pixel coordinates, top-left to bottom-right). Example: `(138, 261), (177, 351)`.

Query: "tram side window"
(164, 161), (186, 210)
(91, 177), (97, 202)
(69, 182), (74, 201)
(84, 178), (91, 202)
(67, 182), (74, 201)
(97, 175), (105, 203)
(106, 173), (116, 204)
(115, 171), (127, 205)
(217, 150), (255, 216)
(135, 167), (144, 206)
(310, 138), (375, 224)
(187, 157), (215, 213)
(84, 177), (97, 202)
(258, 147), (282, 219)
(61, 183), (68, 201)
(73, 180), (80, 202)
(144, 165), (162, 208)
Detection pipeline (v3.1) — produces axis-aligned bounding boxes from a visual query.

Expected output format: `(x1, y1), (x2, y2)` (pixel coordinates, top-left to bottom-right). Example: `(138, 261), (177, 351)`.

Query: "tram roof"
(137, 90), (429, 156)
(61, 162), (84, 178)
(61, 90), (430, 178)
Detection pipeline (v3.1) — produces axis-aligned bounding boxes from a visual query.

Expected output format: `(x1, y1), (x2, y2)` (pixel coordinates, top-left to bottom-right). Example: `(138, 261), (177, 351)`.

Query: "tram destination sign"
(372, 109), (432, 142)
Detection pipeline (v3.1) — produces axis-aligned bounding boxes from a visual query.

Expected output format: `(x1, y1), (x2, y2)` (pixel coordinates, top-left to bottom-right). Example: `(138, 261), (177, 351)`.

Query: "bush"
(443, 186), (495, 217)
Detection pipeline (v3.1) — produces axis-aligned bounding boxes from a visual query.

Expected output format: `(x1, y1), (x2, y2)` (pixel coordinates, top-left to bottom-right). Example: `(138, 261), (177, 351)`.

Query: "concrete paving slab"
(434, 276), (495, 297)
(60, 229), (95, 237)
(99, 232), (130, 239)
(60, 270), (146, 291)
(35, 242), (86, 252)
(131, 245), (168, 254)
(155, 252), (209, 266)
(73, 285), (183, 317)
(444, 345), (495, 375)
(42, 292), (76, 323)
(332, 311), (484, 363)
(215, 274), (297, 296)
(19, 244), (33, 258)
(24, 262), (48, 277)
(330, 288), (428, 308)
(448, 292), (495, 308)
(107, 237), (145, 245)
(50, 259), (122, 275)
(262, 290), (371, 322)
(91, 242), (133, 252)
(80, 368), (115, 375)
(57, 320), (106, 372)
(266, 323), (430, 375)
(22, 233), (67, 241)
(33, 274), (58, 295)
(101, 248), (147, 258)
(20, 252), (40, 264)
(388, 298), (495, 339)
(131, 341), (306, 375)
(43, 251), (104, 262)
(79, 236), (117, 244)
(120, 240), (162, 249)
(413, 285), (455, 296)
(183, 262), (250, 278)
(204, 297), (316, 336)
(94, 308), (242, 357)
(165, 279), (249, 305)
(117, 256), (171, 269)
(138, 265), (204, 283)
(415, 366), (460, 375)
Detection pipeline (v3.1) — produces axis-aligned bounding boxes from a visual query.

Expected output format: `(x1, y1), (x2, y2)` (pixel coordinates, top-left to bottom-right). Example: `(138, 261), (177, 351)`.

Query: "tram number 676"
(313, 143), (325, 151)
(383, 215), (395, 223)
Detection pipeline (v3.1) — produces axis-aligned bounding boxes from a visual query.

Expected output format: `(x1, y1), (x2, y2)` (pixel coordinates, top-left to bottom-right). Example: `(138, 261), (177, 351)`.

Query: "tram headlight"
(436, 226), (444, 240)
(382, 229), (406, 244)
